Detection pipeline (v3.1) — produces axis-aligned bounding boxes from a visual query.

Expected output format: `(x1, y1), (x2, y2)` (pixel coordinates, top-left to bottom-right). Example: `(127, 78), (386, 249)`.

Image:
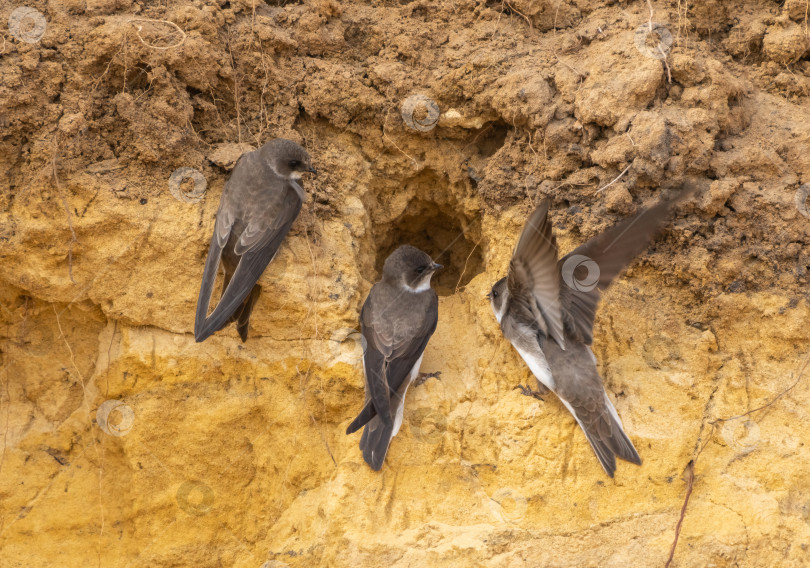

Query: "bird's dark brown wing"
(346, 288), (438, 470)
(506, 199), (566, 348)
(558, 184), (696, 344)
(194, 184), (302, 342)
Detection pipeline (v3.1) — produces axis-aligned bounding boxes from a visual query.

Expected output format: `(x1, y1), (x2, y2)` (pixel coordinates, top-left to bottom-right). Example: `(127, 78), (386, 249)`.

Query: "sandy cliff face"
(1, 0), (810, 566)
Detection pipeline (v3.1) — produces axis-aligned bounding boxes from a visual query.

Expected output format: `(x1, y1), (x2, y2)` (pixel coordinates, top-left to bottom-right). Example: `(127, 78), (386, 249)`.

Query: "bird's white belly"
(393, 353), (424, 437)
(514, 345), (555, 391)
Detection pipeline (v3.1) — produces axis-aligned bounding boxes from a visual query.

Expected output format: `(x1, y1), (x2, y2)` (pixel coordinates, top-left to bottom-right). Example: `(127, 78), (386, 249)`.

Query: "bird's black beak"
(306, 166), (318, 177)
(431, 263), (443, 271)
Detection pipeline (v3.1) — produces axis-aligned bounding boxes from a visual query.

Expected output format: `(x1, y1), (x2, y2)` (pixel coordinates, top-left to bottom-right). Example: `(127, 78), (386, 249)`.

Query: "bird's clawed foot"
(516, 383), (548, 401)
(415, 371), (442, 387)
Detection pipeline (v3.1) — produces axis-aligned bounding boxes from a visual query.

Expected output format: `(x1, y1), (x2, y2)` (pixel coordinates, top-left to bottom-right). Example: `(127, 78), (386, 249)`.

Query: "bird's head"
(383, 245), (442, 293)
(264, 138), (317, 180)
(487, 277), (508, 323)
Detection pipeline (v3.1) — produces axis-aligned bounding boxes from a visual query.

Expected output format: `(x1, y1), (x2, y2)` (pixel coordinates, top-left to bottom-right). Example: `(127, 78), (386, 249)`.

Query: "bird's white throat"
(493, 302), (506, 324)
(492, 292), (508, 324)
(403, 277), (433, 293)
(267, 162), (301, 180)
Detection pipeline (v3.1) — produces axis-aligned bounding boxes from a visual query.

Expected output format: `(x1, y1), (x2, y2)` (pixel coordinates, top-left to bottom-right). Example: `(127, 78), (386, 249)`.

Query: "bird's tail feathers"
(346, 399), (377, 434)
(359, 415), (394, 471)
(235, 285), (261, 342)
(565, 395), (641, 478)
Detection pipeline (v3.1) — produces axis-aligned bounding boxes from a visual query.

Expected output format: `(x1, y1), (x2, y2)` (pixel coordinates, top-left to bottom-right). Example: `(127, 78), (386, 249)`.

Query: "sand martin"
(489, 189), (692, 476)
(195, 138), (316, 342)
(346, 245), (442, 470)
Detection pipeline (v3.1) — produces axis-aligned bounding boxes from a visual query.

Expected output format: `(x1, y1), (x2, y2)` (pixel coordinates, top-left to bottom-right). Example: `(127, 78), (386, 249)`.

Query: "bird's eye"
(416, 266), (426, 274)
(492, 290), (499, 298)
(289, 160), (300, 169)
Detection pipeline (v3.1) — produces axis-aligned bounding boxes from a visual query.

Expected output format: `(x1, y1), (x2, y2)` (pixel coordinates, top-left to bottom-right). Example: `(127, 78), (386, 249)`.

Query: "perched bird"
(195, 139), (316, 343)
(346, 245), (442, 470)
(489, 189), (692, 477)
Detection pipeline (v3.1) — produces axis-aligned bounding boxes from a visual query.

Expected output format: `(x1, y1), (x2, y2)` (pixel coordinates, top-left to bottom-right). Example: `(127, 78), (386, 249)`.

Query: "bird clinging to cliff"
(488, 186), (694, 477)
(194, 138), (316, 343)
(346, 245), (442, 470)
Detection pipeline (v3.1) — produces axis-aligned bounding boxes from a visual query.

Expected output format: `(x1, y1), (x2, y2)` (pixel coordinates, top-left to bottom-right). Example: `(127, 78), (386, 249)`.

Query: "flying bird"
(346, 245), (442, 470)
(488, 188), (692, 476)
(195, 138), (316, 343)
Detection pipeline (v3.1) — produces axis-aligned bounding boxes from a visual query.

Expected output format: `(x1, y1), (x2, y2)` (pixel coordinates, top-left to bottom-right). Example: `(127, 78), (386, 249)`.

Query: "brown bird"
(195, 139), (316, 342)
(346, 245), (442, 470)
(488, 186), (694, 476)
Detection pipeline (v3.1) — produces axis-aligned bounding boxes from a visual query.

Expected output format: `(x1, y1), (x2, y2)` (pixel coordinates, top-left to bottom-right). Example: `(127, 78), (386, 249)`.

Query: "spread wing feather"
(507, 200), (566, 348)
(558, 184), (696, 344)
